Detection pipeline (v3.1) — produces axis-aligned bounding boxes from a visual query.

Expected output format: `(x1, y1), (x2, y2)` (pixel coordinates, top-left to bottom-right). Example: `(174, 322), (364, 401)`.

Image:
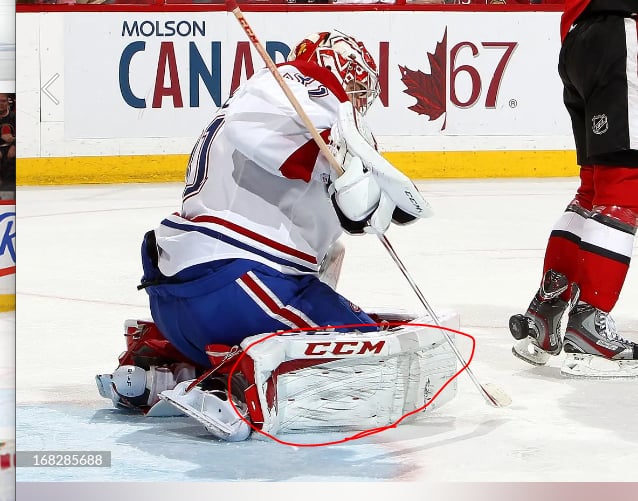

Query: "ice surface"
(13, 179), (638, 482)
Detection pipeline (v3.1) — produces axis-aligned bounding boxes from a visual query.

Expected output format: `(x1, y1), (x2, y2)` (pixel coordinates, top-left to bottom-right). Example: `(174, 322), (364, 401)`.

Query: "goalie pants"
(141, 246), (377, 368)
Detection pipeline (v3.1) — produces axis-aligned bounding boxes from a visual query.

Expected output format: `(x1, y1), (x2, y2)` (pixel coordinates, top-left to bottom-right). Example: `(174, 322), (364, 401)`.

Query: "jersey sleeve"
(223, 63), (345, 182)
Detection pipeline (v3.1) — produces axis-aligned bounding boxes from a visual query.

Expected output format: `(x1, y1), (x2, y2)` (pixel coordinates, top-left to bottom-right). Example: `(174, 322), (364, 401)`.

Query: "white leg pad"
(243, 310), (459, 436)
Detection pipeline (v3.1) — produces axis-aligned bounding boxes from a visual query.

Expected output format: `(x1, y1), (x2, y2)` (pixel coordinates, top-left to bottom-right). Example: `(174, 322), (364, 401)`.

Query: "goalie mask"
(288, 30), (380, 114)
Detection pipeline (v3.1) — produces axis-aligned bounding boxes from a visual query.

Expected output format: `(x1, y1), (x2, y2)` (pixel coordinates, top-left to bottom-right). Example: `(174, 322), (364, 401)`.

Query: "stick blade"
(482, 383), (512, 407)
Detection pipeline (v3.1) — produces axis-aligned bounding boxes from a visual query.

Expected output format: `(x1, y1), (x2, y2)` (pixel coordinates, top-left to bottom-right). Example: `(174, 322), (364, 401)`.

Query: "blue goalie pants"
(141, 240), (377, 368)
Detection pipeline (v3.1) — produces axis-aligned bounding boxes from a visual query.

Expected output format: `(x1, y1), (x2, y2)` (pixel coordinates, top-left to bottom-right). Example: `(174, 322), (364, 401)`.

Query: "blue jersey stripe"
(160, 219), (316, 274)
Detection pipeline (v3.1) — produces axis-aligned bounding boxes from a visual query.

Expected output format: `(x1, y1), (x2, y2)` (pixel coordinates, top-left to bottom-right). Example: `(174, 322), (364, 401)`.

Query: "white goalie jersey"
(155, 61), (349, 278)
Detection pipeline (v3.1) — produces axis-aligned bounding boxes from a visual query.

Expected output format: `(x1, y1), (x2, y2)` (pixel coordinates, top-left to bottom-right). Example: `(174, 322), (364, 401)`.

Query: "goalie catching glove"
(329, 102), (433, 235)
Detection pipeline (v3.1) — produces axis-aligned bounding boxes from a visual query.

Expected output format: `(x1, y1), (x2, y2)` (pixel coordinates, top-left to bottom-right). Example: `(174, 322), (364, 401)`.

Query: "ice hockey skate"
(97, 310), (460, 441)
(155, 309), (461, 440)
(561, 302), (638, 378)
(159, 374), (252, 442)
(509, 269), (569, 365)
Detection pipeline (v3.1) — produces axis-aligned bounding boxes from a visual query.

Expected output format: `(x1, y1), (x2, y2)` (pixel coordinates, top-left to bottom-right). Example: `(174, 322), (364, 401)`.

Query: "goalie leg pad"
(240, 310), (459, 436)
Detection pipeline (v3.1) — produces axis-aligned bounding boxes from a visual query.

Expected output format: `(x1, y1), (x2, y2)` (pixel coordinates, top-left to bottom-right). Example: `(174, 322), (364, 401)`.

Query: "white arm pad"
(335, 102), (433, 219)
(331, 156), (381, 222)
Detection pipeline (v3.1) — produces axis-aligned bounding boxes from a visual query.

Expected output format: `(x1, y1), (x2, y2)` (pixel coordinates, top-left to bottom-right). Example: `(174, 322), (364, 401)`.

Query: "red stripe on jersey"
(187, 215), (318, 265)
(280, 129), (332, 182)
(241, 272), (315, 329)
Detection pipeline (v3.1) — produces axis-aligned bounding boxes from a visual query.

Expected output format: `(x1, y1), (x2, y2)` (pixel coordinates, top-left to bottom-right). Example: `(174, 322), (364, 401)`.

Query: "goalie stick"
(226, 0), (511, 408)
(375, 233), (511, 407)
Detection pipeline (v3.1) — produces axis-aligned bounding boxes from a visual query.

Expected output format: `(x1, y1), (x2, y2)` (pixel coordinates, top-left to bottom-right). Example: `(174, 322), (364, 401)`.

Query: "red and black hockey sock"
(576, 166), (638, 312)
(542, 166), (594, 301)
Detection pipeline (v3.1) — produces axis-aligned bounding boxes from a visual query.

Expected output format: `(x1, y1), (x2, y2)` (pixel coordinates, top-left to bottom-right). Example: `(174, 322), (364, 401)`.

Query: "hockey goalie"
(96, 30), (459, 441)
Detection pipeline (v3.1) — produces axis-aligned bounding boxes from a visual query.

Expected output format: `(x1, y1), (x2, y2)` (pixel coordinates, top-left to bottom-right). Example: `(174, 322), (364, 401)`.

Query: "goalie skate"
(159, 379), (252, 442)
(157, 309), (459, 440)
(561, 353), (638, 379)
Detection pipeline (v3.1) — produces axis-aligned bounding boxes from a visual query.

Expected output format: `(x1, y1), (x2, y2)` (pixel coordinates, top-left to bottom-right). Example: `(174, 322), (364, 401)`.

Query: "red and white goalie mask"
(288, 30), (380, 114)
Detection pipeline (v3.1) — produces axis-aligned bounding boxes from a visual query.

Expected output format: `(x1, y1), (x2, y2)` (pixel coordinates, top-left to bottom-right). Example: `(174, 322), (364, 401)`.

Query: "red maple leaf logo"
(399, 29), (447, 130)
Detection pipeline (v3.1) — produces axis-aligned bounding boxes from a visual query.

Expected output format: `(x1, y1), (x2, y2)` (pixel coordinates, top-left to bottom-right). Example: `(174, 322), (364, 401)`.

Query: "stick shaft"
(227, 1), (507, 408)
(376, 233), (504, 407)
(228, 2), (343, 175)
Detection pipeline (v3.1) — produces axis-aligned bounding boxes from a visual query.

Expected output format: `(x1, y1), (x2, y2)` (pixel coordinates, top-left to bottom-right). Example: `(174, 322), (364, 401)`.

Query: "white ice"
(13, 179), (638, 482)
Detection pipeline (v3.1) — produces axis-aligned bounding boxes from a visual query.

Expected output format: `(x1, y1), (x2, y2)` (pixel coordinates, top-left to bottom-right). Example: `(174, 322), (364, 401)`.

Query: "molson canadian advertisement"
(17, 8), (574, 181)
(51, 11), (568, 140)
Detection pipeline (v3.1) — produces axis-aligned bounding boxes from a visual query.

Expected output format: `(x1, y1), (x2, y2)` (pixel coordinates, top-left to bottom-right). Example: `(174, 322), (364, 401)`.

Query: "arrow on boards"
(41, 73), (60, 105)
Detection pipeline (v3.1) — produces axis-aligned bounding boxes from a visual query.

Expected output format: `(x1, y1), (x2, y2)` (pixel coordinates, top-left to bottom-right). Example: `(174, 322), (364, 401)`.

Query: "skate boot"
(561, 302), (638, 378)
(509, 269), (569, 365)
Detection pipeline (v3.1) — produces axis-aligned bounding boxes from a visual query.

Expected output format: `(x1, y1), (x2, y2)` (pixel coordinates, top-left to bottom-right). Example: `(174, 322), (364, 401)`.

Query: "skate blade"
(159, 381), (251, 441)
(561, 353), (638, 379)
(511, 338), (550, 366)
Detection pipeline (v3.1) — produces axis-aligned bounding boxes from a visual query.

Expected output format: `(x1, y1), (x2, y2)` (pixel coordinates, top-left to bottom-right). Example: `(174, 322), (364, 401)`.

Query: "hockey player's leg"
(126, 266), (380, 440)
(158, 310), (459, 441)
(562, 297), (638, 378)
(560, 166), (638, 377)
(510, 269), (570, 364)
(509, 167), (594, 365)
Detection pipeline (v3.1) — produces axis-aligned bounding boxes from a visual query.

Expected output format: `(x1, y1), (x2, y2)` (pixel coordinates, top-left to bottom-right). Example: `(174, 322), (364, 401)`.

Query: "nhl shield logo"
(592, 114), (609, 135)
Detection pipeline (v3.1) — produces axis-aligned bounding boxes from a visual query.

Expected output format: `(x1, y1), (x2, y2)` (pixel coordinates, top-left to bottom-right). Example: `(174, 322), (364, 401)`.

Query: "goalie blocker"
(97, 310), (459, 441)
